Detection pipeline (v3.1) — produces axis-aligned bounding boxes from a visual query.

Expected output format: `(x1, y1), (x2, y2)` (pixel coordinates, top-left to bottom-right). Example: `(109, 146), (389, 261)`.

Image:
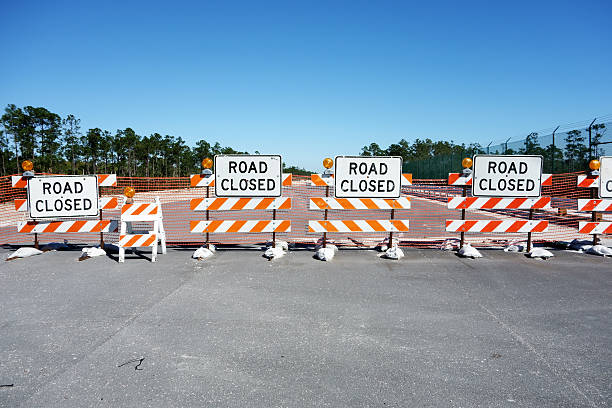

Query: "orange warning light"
(22, 160), (33, 172)
(462, 157), (473, 168)
(124, 186), (136, 198)
(589, 159), (600, 171)
(202, 158), (213, 169)
(323, 158), (334, 169)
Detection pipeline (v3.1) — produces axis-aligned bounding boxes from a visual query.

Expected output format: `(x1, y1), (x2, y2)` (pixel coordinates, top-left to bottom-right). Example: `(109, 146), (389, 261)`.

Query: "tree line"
(0, 104), (312, 177)
(361, 125), (607, 176)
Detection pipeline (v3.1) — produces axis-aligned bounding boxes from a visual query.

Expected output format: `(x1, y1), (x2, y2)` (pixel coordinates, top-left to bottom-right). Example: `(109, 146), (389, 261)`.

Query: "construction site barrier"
(188, 173), (292, 242)
(0, 172), (606, 248)
(9, 174), (119, 248)
(575, 175), (611, 241)
(119, 197), (167, 262)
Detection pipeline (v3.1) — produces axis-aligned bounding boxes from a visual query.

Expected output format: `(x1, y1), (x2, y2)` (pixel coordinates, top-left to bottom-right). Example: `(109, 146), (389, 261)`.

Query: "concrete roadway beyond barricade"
(0, 247), (610, 407)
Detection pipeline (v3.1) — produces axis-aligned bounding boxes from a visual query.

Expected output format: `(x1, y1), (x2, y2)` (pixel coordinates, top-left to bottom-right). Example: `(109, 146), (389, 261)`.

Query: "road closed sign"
(215, 155), (282, 197)
(599, 156), (612, 198)
(334, 156), (402, 198)
(27, 176), (99, 219)
(472, 155), (543, 197)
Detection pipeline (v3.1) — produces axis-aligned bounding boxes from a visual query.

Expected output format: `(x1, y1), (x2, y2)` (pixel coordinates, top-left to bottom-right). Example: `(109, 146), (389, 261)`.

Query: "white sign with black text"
(27, 175), (99, 219)
(334, 156), (402, 198)
(214, 155), (282, 197)
(599, 156), (612, 198)
(472, 155), (543, 197)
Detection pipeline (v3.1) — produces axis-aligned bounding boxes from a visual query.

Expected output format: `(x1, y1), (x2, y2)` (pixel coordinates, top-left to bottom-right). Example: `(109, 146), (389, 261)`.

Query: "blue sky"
(1, 0), (611, 170)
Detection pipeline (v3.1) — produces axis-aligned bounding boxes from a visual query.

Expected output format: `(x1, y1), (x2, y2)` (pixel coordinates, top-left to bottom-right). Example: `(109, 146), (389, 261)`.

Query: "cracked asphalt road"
(0, 246), (610, 407)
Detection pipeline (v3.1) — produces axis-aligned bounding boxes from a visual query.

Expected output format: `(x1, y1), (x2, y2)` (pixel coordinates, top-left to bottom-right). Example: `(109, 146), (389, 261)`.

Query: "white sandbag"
(266, 240), (288, 251)
(81, 247), (107, 257)
(376, 237), (398, 252)
(263, 246), (285, 260)
(457, 244), (482, 259)
(192, 246), (214, 260)
(382, 245), (404, 260)
(528, 247), (554, 260)
(6, 247), (43, 260)
(504, 240), (526, 252)
(586, 245), (612, 257)
(315, 246), (336, 261)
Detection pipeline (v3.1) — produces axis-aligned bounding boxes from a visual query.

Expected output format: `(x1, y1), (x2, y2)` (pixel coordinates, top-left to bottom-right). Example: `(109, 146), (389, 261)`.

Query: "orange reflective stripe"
(125, 235), (142, 247)
(274, 220), (290, 232)
(278, 198), (291, 209)
(361, 199), (377, 210)
(392, 220), (409, 231)
(227, 220), (247, 232)
(190, 198), (203, 210)
(251, 221), (269, 233)
(208, 198), (227, 211)
(323, 221), (338, 232)
(338, 198), (356, 210)
(532, 221), (547, 232)
(343, 220), (361, 232)
(206, 220), (224, 232)
(365, 220), (385, 232)
(506, 221), (527, 233)
(66, 220), (86, 232)
(142, 235), (156, 246)
(234, 198), (252, 210)
(481, 220), (502, 232)
(254, 198), (273, 210)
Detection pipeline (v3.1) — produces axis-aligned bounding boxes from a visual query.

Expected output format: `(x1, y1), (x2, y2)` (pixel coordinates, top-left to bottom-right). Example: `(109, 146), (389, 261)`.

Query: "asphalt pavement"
(0, 245), (610, 407)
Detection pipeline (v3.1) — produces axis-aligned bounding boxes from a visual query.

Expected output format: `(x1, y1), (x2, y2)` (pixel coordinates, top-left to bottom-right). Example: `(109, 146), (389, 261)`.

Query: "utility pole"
(588, 118), (596, 159)
(551, 125), (559, 173)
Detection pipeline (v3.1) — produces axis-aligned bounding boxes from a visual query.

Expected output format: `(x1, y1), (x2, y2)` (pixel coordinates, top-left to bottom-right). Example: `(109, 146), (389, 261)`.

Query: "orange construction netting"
(0, 173), (605, 248)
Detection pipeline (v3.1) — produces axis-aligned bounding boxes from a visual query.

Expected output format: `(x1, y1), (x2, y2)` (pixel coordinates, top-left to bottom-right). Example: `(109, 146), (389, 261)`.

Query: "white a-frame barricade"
(12, 173), (119, 247)
(118, 197), (167, 262)
(189, 155), (292, 245)
(576, 157), (612, 240)
(308, 157), (412, 247)
(446, 156), (553, 250)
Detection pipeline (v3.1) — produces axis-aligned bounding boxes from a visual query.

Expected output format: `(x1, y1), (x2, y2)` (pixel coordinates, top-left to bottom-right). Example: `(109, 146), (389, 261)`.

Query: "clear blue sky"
(1, 0), (611, 170)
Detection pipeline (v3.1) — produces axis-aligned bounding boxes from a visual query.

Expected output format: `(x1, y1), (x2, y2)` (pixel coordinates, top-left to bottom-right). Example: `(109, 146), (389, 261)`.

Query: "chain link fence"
(404, 121), (611, 178)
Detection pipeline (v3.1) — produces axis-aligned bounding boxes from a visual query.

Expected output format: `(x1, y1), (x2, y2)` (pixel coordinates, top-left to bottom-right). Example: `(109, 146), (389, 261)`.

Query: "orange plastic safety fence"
(0, 172), (604, 248)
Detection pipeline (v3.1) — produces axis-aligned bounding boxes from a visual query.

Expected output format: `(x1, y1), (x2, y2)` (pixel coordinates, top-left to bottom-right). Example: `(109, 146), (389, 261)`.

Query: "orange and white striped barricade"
(189, 193), (292, 239)
(576, 159), (612, 241)
(446, 156), (552, 250)
(118, 197), (166, 262)
(190, 155), (292, 249)
(189, 172), (292, 245)
(12, 173), (118, 248)
(308, 156), (412, 248)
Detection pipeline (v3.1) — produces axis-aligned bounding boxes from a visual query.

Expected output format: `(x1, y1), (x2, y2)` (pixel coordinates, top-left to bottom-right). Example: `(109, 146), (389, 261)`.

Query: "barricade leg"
(119, 221), (127, 263)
